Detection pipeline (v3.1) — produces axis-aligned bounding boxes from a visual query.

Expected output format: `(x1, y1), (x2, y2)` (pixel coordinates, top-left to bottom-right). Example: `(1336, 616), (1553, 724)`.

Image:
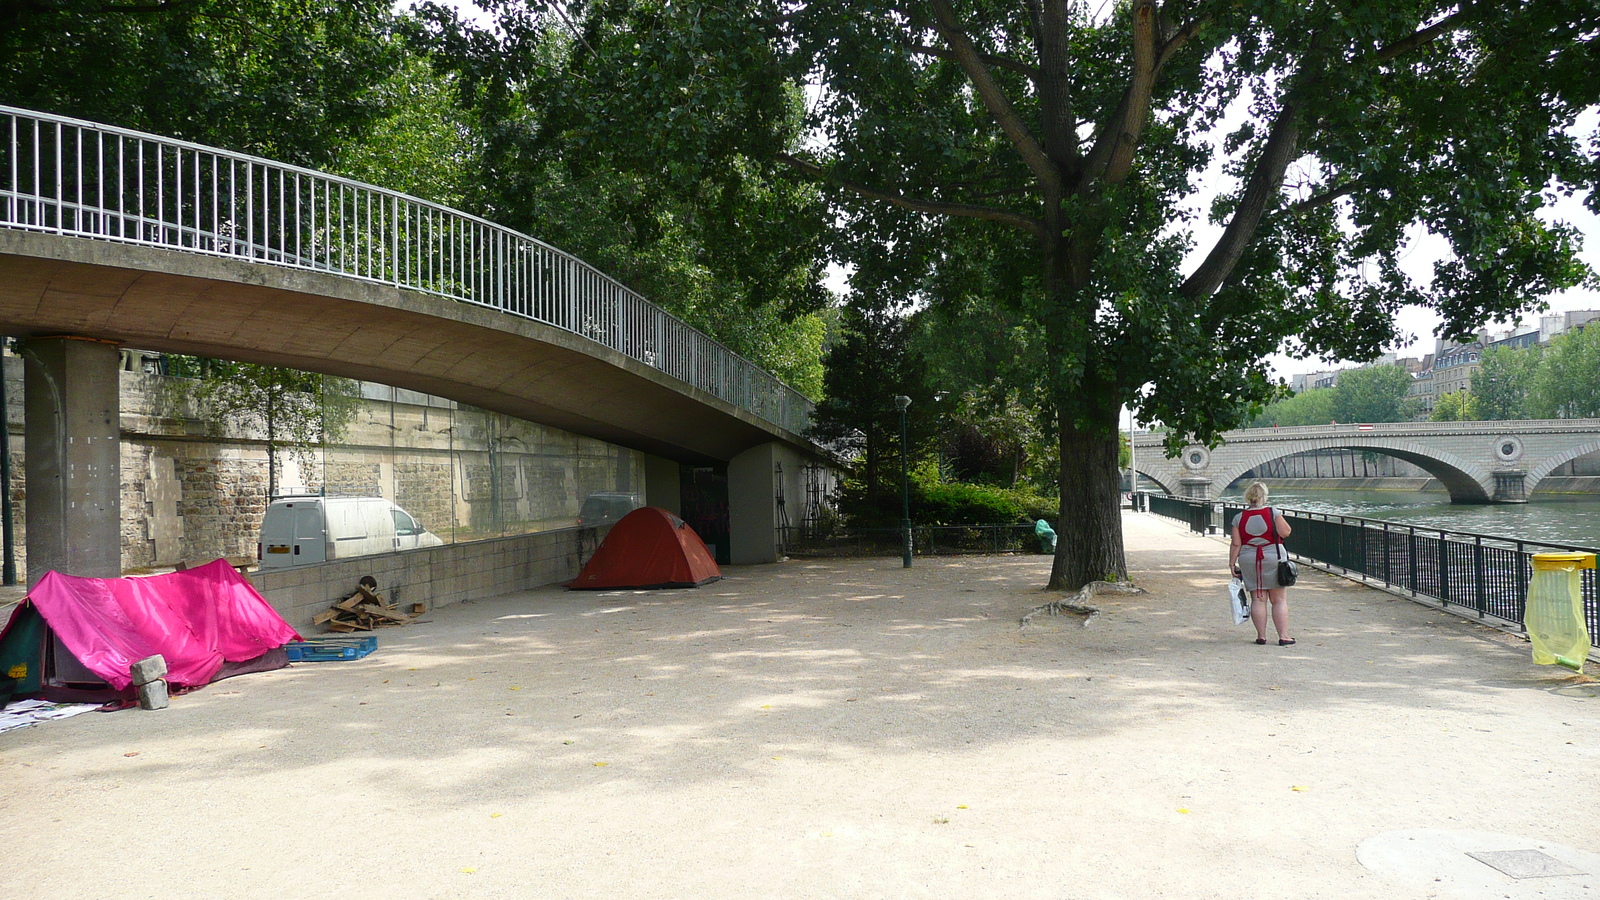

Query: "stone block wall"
(0, 354), (642, 581)
(251, 524), (603, 631)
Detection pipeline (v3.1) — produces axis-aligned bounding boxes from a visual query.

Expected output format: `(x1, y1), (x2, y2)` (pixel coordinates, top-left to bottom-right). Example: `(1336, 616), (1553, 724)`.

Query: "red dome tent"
(569, 507), (722, 590)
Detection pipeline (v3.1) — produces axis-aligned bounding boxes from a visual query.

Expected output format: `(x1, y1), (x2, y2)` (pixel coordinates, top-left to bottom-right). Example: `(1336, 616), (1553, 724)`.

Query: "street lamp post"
(895, 395), (912, 568)
(1127, 406), (1137, 511)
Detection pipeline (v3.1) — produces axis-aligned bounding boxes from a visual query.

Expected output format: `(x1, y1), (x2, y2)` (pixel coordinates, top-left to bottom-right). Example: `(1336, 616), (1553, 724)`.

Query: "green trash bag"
(1525, 553), (1595, 673)
(1034, 519), (1057, 553)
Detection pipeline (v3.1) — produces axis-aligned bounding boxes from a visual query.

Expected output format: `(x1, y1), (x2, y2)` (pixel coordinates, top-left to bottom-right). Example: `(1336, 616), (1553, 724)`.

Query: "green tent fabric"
(0, 604), (45, 698)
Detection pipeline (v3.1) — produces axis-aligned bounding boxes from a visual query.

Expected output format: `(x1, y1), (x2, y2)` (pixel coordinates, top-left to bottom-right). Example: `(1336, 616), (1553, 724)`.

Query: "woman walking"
(1229, 482), (1294, 646)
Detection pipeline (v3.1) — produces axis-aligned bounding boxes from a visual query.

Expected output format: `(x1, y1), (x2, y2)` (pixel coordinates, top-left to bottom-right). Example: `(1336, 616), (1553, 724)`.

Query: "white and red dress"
(1232, 506), (1288, 591)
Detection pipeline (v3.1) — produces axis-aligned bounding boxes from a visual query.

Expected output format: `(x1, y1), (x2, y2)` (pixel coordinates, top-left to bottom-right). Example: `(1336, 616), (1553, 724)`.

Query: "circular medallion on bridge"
(1494, 436), (1524, 463)
(1181, 445), (1210, 471)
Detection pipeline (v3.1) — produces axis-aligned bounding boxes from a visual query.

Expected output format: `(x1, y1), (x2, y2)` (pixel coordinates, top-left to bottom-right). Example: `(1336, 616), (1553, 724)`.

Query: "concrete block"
(292, 584), (325, 612)
(137, 679), (170, 710)
(129, 654), (166, 686)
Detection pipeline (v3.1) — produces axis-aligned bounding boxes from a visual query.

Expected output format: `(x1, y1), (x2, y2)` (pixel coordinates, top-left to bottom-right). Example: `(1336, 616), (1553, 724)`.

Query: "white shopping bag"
(1228, 578), (1250, 625)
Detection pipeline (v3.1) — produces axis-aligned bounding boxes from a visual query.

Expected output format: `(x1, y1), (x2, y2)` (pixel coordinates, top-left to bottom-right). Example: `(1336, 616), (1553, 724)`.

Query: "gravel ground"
(1, 511), (1597, 900)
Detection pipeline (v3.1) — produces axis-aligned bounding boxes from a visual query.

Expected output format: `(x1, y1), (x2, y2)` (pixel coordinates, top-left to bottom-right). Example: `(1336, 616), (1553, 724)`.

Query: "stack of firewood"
(312, 585), (413, 632)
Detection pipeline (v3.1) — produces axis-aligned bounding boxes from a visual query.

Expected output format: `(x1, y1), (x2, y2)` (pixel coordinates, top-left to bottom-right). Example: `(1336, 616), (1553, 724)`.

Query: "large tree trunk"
(1048, 414), (1128, 590)
(1039, 219), (1127, 591)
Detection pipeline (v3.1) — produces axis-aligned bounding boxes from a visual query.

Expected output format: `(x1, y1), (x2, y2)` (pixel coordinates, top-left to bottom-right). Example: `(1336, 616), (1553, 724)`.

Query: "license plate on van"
(266, 545), (291, 554)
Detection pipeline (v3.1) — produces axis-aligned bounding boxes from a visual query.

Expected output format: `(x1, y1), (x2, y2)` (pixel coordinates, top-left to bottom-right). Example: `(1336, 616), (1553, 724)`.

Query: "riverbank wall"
(0, 354), (645, 580)
(1244, 476), (1600, 496)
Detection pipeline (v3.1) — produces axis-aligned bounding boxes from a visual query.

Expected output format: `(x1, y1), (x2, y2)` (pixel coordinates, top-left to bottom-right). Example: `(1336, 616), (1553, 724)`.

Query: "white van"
(257, 496), (444, 568)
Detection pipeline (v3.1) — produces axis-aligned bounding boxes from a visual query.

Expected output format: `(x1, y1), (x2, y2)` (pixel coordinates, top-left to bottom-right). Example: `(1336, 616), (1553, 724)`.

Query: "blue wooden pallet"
(285, 636), (378, 662)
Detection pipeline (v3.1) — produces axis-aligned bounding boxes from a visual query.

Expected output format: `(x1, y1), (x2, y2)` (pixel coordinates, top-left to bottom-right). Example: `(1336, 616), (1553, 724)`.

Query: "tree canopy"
(806, 306), (942, 502)
(1329, 365), (1417, 423)
(1429, 389), (1480, 421)
(1471, 344), (1542, 420)
(411, 3), (836, 395)
(1529, 325), (1600, 418)
(0, 0), (404, 168)
(421, 0), (1599, 588)
(1253, 364), (1417, 425)
(1251, 386), (1337, 427)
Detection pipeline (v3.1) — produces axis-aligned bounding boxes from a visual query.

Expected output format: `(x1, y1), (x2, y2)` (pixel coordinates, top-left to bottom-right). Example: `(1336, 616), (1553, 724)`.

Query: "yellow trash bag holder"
(1525, 552), (1595, 673)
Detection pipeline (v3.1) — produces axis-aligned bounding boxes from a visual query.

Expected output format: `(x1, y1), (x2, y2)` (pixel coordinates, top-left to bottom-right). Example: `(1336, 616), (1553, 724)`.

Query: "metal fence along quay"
(0, 106), (811, 435)
(1143, 492), (1600, 641)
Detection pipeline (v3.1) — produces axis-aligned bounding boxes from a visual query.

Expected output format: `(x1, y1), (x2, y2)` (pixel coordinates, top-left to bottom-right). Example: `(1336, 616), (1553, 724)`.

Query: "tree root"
(1020, 580), (1145, 628)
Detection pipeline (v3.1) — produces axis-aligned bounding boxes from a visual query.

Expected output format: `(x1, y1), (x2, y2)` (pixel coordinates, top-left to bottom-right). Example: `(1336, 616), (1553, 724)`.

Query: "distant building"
(1287, 309), (1599, 421)
(1290, 370), (1342, 392)
(1431, 339), (1483, 397)
(1408, 369), (1435, 415)
(1540, 309), (1600, 342)
(1488, 329), (1541, 352)
(1396, 353), (1433, 375)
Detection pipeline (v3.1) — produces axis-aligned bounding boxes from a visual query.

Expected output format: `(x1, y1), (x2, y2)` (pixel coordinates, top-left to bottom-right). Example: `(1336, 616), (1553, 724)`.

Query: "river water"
(1214, 487), (1600, 550)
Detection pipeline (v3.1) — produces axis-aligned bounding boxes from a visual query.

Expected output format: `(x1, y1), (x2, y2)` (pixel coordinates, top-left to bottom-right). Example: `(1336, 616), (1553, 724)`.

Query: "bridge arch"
(1131, 464), (1177, 496)
(1216, 441), (1494, 503)
(1526, 438), (1600, 494)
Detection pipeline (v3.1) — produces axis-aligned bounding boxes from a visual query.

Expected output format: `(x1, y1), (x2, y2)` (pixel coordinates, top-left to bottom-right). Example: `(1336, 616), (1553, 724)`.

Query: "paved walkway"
(1, 512), (1596, 899)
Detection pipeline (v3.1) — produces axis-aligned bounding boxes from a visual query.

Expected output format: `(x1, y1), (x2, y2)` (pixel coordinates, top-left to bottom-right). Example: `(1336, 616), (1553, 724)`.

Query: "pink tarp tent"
(0, 559), (301, 702)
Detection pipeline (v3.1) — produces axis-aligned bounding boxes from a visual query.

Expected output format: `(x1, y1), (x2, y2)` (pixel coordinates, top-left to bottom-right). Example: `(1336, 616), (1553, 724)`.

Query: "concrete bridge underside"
(0, 229), (800, 464)
(2, 230), (814, 582)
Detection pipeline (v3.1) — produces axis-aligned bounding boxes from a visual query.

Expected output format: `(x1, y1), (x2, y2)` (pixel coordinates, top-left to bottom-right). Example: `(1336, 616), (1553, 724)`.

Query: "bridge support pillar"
(22, 336), (122, 586)
(642, 454), (681, 515)
(728, 442), (804, 565)
(1180, 477), (1214, 500)
(1493, 469), (1527, 503)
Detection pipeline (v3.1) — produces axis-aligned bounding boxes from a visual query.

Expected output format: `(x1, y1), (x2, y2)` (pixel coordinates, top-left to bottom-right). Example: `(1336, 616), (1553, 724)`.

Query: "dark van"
(578, 492), (642, 527)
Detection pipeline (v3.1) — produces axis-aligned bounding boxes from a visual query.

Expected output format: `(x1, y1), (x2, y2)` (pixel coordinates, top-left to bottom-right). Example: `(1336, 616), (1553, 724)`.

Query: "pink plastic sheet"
(28, 560), (301, 690)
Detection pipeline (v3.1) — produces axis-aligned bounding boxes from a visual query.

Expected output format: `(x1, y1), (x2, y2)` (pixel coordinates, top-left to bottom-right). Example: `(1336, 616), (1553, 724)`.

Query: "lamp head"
(893, 395), (911, 412)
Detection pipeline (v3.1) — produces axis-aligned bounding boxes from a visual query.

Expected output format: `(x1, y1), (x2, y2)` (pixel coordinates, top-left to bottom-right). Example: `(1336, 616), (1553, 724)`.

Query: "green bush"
(916, 481), (1054, 525)
(835, 474), (1055, 528)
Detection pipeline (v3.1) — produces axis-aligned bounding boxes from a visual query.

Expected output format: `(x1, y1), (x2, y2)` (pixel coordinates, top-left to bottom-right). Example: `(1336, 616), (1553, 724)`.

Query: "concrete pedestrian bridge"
(0, 106), (810, 462)
(0, 105), (821, 583)
(1133, 420), (1600, 503)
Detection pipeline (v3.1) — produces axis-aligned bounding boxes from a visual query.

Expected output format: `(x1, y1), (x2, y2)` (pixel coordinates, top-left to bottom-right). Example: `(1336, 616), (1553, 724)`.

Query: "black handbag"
(1277, 557), (1298, 586)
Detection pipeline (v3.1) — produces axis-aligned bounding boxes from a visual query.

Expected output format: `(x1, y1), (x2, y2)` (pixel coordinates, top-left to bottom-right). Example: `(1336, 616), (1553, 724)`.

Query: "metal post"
(1127, 406), (1136, 501)
(895, 395), (912, 568)
(1438, 527), (1450, 605)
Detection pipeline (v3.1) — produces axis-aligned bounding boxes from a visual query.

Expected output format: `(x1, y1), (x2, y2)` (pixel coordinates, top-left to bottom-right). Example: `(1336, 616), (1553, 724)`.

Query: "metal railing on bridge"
(0, 106), (810, 435)
(1139, 492), (1600, 641)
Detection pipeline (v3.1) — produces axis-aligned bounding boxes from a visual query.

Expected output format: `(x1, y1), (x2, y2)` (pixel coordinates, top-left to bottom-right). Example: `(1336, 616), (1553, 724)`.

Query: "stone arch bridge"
(1132, 421), (1600, 504)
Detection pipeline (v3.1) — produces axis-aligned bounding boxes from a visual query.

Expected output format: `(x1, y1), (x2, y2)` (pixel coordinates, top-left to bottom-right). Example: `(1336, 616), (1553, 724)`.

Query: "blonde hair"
(1244, 482), (1269, 507)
